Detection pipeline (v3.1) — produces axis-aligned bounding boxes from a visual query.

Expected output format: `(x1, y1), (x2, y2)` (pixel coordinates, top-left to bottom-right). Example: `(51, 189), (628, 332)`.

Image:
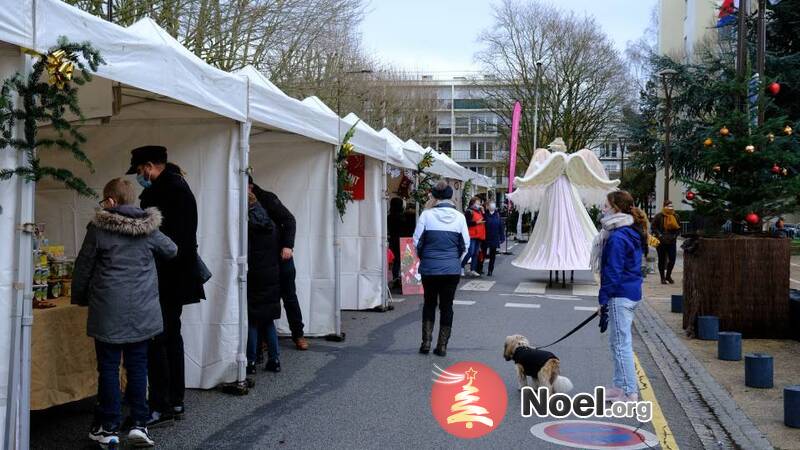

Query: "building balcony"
(452, 150), (508, 162)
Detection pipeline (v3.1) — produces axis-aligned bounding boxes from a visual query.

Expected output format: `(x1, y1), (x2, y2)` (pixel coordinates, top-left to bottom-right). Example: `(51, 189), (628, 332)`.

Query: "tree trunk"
(683, 235), (791, 338)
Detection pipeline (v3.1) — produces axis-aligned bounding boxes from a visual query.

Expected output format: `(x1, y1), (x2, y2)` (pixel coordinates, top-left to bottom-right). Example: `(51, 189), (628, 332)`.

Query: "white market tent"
(0, 1), (250, 447)
(236, 66), (340, 336)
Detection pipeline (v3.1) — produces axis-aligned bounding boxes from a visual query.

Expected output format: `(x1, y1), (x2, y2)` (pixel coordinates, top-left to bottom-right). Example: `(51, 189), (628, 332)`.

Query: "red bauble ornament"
(685, 191), (695, 201)
(772, 164), (781, 174)
(745, 212), (760, 225)
(767, 82), (781, 96)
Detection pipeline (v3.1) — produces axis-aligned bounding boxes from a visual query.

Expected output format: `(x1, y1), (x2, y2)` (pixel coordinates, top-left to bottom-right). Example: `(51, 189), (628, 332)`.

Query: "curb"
(635, 300), (773, 450)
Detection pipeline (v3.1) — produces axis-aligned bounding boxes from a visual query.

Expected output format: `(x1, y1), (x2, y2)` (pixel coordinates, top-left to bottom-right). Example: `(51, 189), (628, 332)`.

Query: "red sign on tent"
(345, 154), (365, 200)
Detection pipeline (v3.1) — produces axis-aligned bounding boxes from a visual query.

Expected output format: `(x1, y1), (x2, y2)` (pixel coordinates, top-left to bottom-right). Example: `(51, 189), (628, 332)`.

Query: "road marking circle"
(530, 420), (659, 449)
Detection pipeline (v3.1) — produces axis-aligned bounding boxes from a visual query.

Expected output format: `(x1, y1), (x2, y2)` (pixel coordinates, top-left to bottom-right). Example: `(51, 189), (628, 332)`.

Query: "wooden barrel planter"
(683, 235), (791, 338)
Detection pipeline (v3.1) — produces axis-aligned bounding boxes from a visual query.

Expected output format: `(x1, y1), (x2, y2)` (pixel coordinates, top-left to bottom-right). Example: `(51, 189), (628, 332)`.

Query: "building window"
(470, 141), (495, 160)
(437, 118), (451, 135)
(455, 117), (469, 135)
(437, 140), (451, 155)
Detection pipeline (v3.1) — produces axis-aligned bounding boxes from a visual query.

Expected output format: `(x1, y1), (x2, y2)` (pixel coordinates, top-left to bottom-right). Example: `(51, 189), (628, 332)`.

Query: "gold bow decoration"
(45, 49), (74, 90)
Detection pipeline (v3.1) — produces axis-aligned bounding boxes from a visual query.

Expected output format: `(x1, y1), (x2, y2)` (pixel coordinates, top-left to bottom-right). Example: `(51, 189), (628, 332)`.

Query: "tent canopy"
(341, 113), (388, 162)
(403, 139), (464, 180)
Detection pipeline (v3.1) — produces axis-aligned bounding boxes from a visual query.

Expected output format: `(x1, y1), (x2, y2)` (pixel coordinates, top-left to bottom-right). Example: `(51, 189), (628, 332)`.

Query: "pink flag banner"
(507, 101), (522, 195)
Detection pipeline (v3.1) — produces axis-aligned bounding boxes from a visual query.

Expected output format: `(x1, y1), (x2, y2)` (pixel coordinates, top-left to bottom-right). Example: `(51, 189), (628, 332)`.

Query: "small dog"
(503, 335), (573, 393)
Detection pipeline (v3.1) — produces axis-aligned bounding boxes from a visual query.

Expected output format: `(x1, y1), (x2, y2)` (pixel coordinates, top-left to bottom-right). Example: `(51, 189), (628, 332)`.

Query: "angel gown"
(507, 148), (619, 271)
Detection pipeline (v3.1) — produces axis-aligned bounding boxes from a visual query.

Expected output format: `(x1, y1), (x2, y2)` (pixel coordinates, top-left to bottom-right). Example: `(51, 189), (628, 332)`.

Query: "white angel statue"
(507, 138), (620, 272)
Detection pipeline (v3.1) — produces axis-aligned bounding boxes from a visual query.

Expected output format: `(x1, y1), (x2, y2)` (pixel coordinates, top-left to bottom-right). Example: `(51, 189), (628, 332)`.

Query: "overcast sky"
(360, 0), (658, 75)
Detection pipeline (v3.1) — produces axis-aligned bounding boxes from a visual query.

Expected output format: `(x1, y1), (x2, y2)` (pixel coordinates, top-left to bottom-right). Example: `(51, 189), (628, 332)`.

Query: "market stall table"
(31, 297), (96, 410)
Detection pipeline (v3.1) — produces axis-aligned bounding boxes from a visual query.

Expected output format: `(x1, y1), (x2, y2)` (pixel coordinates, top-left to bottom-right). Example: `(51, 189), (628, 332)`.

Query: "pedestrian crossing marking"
(504, 302), (541, 309)
(572, 284), (600, 297)
(391, 297), (406, 303)
(499, 293), (585, 301)
(514, 282), (547, 294)
(460, 280), (496, 291)
(546, 294), (580, 300)
(453, 300), (476, 306)
(573, 306), (597, 312)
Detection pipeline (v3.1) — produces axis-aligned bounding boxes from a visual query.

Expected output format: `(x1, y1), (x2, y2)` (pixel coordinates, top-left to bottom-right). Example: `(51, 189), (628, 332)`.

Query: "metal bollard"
(697, 315), (719, 340)
(786, 385), (800, 428)
(745, 353), (773, 389)
(717, 332), (742, 361)
(671, 294), (683, 313)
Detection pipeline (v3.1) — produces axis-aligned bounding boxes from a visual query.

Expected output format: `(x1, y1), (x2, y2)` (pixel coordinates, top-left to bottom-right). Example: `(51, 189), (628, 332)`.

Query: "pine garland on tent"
(410, 150), (435, 207)
(335, 122), (359, 219)
(0, 37), (104, 197)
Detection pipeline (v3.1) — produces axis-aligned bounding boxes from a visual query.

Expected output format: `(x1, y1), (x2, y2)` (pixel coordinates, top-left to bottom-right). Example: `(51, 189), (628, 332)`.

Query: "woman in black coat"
(246, 187), (282, 374)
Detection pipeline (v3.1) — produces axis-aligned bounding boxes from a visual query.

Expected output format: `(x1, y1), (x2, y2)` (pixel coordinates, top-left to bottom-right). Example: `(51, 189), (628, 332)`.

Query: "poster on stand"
(400, 237), (423, 295)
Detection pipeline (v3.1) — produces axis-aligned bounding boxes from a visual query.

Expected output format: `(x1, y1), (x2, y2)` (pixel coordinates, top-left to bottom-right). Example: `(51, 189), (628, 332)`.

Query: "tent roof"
(236, 66), (338, 145)
(342, 113), (388, 162)
(404, 140), (464, 180)
(0, 0), (248, 121)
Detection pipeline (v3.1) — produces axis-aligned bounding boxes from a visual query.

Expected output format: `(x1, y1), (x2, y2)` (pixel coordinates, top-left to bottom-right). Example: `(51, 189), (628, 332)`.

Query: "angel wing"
(507, 150), (567, 211)
(565, 149), (620, 206)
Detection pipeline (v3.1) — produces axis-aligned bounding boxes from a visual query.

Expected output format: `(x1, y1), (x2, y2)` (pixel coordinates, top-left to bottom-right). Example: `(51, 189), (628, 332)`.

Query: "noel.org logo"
(430, 361), (507, 439)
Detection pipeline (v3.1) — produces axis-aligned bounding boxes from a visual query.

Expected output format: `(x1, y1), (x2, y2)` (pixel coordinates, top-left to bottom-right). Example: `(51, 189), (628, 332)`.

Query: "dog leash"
(534, 311), (599, 350)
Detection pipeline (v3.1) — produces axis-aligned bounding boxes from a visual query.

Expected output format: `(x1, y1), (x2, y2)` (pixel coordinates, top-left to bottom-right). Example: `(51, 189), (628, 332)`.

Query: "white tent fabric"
(0, 0), (247, 121)
(345, 115), (414, 170)
(237, 66), (338, 145)
(404, 139), (464, 180)
(302, 97), (390, 163)
(507, 148), (619, 271)
(248, 133), (337, 334)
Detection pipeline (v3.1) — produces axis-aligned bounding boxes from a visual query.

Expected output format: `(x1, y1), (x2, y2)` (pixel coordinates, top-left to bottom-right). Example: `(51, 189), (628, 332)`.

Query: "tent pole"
(328, 143), (345, 341)
(236, 121), (251, 386)
(14, 50), (35, 450)
(379, 161), (389, 311)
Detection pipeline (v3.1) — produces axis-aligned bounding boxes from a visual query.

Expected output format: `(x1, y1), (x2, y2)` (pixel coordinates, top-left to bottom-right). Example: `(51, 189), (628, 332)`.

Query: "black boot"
(420, 321), (434, 354)
(433, 326), (451, 357)
(666, 269), (675, 284)
(659, 269), (667, 284)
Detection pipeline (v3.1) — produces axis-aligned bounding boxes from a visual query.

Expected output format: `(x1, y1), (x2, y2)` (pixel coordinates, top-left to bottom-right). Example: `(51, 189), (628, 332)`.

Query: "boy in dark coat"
(246, 186), (283, 373)
(478, 201), (505, 276)
(73, 178), (177, 448)
(126, 145), (205, 425)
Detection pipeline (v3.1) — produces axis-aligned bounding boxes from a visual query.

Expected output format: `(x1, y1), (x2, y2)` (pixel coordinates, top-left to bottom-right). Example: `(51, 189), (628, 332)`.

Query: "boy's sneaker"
(127, 426), (155, 448)
(145, 410), (174, 428)
(88, 424), (119, 448)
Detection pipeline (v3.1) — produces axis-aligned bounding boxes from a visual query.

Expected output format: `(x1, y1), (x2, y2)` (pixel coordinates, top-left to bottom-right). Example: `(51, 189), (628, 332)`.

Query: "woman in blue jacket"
(590, 190), (643, 403)
(478, 201), (505, 276)
(413, 181), (470, 357)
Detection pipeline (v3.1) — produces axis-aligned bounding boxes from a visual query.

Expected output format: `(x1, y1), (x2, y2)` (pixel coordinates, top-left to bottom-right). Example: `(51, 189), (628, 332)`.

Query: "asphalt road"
(31, 244), (704, 449)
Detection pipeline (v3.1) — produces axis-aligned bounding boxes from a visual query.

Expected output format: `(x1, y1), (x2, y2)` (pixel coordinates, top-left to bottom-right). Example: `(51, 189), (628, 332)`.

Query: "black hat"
(126, 145), (168, 174)
(431, 183), (453, 200)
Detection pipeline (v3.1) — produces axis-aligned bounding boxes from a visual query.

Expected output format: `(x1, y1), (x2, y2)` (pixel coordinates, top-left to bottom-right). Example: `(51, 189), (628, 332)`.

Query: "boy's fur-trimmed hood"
(92, 206), (162, 236)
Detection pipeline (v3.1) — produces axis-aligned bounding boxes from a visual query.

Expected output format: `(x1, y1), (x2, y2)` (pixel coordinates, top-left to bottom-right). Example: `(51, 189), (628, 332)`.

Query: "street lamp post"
(618, 136), (626, 180)
(658, 68), (677, 203)
(532, 60), (543, 150)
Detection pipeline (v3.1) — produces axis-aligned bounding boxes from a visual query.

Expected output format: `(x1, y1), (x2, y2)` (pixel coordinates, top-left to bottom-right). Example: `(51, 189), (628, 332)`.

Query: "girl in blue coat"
(590, 190), (643, 403)
(478, 201), (505, 276)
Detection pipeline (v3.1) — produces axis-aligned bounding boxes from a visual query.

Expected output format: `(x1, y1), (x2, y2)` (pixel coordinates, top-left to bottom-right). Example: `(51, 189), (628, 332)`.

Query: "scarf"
(590, 212), (634, 273)
(662, 208), (680, 231)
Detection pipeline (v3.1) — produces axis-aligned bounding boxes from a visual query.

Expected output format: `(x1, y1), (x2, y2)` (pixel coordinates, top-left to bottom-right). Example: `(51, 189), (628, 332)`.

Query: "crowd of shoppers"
(72, 146), (308, 447)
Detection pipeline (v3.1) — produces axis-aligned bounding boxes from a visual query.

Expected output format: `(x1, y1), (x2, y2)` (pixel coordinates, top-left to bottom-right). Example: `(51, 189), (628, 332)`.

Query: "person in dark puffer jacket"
(246, 184), (282, 374)
(73, 178), (177, 448)
(413, 181), (470, 357)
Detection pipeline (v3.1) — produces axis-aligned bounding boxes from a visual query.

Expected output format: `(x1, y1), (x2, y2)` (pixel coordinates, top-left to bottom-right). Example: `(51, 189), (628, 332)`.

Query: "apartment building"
(406, 75), (509, 198)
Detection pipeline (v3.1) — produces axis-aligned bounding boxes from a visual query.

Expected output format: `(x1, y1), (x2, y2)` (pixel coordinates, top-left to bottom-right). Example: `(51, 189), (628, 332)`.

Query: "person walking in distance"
(249, 177), (309, 350)
(479, 201), (504, 276)
(126, 146), (206, 427)
(73, 178), (177, 448)
(462, 197), (485, 277)
(651, 200), (681, 284)
(413, 181), (470, 357)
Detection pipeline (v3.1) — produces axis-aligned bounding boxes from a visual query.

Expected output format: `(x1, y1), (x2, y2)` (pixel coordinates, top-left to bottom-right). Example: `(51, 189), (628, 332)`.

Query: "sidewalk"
(643, 249), (800, 449)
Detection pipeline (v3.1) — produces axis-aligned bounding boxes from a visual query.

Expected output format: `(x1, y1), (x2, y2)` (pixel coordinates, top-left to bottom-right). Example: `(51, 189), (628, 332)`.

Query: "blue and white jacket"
(599, 226), (643, 305)
(413, 201), (470, 276)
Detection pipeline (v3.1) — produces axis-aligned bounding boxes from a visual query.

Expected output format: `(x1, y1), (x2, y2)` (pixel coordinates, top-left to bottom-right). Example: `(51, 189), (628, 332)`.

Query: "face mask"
(488, 203), (496, 212)
(136, 173), (152, 189)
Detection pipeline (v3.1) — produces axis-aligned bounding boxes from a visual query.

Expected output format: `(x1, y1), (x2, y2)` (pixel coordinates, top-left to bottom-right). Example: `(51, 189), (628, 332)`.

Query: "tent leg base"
(219, 380), (253, 396)
(325, 332), (346, 342)
(372, 304), (395, 312)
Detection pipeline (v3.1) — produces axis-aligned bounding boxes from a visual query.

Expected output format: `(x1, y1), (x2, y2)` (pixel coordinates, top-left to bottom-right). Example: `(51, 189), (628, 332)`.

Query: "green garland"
(335, 122), (359, 220)
(410, 150), (435, 207)
(0, 37), (105, 197)
(461, 179), (473, 209)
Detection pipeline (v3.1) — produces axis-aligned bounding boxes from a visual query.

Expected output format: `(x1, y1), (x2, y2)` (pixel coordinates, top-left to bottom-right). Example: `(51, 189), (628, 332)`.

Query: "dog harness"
(513, 347), (558, 376)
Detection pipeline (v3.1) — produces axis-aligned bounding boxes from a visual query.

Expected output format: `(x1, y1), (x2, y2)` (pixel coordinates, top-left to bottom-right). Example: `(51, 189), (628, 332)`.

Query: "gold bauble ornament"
(767, 133), (776, 143)
(720, 126), (730, 136)
(782, 168), (789, 176)
(785, 125), (793, 136)
(703, 138), (713, 148)
(45, 49), (74, 90)
(745, 145), (755, 154)
(712, 164), (721, 173)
